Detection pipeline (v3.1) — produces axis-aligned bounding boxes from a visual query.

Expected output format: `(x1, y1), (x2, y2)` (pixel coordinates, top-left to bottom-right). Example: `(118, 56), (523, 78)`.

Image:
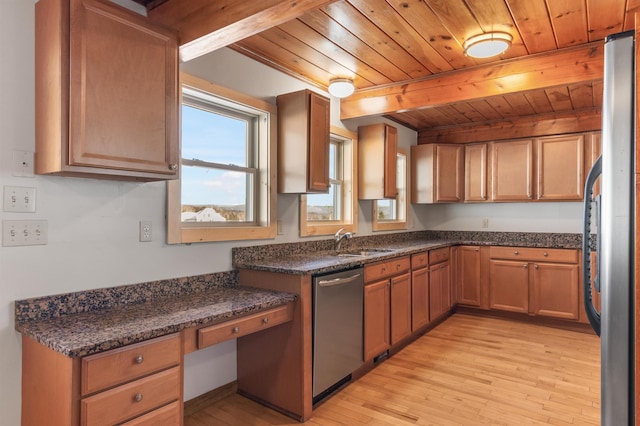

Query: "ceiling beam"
(147, 0), (335, 62)
(340, 42), (604, 120)
(417, 108), (602, 144)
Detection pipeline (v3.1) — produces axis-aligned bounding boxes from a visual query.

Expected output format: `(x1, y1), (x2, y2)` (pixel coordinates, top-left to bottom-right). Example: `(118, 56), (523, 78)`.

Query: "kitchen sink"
(335, 248), (394, 257)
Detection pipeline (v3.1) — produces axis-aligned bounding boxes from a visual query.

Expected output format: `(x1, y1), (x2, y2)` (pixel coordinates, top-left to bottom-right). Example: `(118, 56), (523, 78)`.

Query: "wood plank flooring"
(184, 314), (600, 425)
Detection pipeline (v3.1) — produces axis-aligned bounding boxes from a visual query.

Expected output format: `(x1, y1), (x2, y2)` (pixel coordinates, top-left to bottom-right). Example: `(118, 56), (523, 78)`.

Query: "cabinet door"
(489, 140), (534, 201)
(391, 272), (412, 344)
(364, 279), (391, 361)
(536, 135), (584, 200)
(465, 144), (488, 201)
(384, 125), (398, 199)
(435, 144), (464, 202)
(585, 132), (602, 197)
(307, 92), (331, 192)
(359, 124), (397, 199)
(68, 0), (178, 176)
(531, 262), (580, 320)
(429, 262), (449, 320)
(458, 246), (481, 307)
(411, 267), (429, 331)
(489, 260), (529, 313)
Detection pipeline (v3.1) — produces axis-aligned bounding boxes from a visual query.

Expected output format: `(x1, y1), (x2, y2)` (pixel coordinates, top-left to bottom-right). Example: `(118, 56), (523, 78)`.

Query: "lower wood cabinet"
(489, 259), (530, 313)
(411, 259), (429, 331)
(429, 259), (451, 321)
(363, 257), (411, 361)
(457, 246), (482, 307)
(364, 279), (391, 361)
(488, 247), (580, 320)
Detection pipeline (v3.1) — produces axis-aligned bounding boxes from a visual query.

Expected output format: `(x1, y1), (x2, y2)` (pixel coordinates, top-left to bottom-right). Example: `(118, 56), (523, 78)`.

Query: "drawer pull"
(232, 326), (240, 333)
(543, 252), (548, 257)
(381, 267), (386, 273)
(514, 251), (519, 255)
(262, 317), (269, 324)
(134, 393), (143, 403)
(475, 248), (480, 252)
(396, 263), (400, 270)
(523, 264), (528, 269)
(134, 355), (144, 364)
(534, 264), (539, 269)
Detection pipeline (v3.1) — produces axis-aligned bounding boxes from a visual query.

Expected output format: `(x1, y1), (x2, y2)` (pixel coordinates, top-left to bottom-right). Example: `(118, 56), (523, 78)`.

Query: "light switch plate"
(3, 186), (36, 212)
(2, 220), (48, 246)
(12, 150), (34, 177)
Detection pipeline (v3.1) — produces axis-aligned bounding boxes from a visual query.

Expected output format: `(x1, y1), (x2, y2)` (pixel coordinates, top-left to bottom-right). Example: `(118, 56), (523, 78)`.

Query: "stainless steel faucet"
(334, 228), (353, 251)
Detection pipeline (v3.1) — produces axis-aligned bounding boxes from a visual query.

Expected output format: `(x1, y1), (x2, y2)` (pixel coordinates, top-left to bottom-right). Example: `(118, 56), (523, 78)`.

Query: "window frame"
(372, 149), (408, 231)
(299, 126), (358, 237)
(167, 72), (277, 243)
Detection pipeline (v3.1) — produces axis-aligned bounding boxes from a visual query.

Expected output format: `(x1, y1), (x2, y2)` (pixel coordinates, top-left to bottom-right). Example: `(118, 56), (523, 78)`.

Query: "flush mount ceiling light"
(328, 78), (355, 98)
(463, 32), (512, 58)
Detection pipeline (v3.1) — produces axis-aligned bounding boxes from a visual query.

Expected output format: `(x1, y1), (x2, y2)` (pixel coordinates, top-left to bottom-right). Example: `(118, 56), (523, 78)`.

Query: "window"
(372, 151), (407, 231)
(167, 73), (276, 243)
(300, 127), (357, 237)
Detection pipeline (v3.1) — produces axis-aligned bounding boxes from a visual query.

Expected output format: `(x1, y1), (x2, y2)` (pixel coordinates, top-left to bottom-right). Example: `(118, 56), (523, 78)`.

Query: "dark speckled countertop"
(16, 285), (297, 358)
(233, 231), (581, 275)
(233, 231), (582, 275)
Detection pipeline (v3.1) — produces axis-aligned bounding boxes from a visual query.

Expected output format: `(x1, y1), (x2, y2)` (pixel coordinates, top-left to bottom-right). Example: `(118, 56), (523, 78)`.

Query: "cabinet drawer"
(411, 252), (429, 269)
(365, 256), (410, 282)
(120, 400), (181, 426)
(198, 303), (293, 349)
(81, 366), (180, 426)
(490, 247), (578, 263)
(81, 334), (181, 396)
(429, 247), (449, 265)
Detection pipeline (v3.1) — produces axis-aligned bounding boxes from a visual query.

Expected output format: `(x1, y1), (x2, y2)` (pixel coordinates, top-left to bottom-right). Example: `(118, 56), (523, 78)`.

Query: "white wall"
(0, 1), (583, 424)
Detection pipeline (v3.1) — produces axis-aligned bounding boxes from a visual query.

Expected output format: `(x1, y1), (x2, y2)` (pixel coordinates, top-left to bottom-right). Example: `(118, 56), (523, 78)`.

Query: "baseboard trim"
(184, 381), (238, 417)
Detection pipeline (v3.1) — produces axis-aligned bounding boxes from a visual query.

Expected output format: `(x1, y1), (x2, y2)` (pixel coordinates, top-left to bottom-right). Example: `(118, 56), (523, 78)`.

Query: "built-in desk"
(16, 284), (296, 426)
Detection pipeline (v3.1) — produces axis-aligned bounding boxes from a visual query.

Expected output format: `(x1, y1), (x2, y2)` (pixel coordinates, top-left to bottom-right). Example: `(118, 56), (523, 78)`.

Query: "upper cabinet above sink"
(35, 0), (179, 181)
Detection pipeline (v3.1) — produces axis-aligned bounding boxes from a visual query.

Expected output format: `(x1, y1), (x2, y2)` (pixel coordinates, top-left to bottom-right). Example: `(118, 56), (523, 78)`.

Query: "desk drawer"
(81, 366), (180, 426)
(490, 247), (578, 263)
(428, 247), (449, 265)
(120, 400), (181, 426)
(198, 303), (293, 349)
(81, 334), (181, 396)
(364, 256), (410, 282)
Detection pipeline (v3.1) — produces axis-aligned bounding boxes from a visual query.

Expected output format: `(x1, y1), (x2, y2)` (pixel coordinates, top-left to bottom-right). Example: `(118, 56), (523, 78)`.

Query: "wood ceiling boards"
(139, 0), (639, 136)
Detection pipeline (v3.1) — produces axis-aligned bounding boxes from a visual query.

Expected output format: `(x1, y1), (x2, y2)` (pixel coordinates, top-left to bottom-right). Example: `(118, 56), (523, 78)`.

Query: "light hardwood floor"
(184, 314), (600, 425)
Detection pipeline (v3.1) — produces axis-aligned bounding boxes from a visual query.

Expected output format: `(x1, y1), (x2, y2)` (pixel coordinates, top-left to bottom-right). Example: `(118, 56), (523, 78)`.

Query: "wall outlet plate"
(139, 220), (152, 242)
(12, 150), (34, 177)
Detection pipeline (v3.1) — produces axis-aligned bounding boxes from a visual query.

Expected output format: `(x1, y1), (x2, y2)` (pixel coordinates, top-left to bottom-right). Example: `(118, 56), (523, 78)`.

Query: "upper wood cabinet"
(489, 139), (534, 201)
(411, 144), (464, 203)
(536, 134), (584, 200)
(585, 132), (602, 197)
(35, 0), (179, 181)
(359, 124), (397, 199)
(464, 144), (488, 202)
(277, 90), (330, 193)
(488, 134), (585, 202)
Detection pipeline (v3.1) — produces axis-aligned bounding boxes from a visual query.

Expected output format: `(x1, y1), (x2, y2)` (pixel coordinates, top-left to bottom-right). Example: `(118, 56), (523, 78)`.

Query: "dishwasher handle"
(317, 273), (362, 287)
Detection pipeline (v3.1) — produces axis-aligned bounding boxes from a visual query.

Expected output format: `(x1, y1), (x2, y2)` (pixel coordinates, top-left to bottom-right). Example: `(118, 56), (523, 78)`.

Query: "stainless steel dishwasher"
(313, 267), (364, 403)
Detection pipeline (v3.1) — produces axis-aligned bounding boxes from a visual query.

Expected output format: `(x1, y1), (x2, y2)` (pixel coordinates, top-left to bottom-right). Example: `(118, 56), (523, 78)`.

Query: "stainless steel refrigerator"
(583, 30), (635, 425)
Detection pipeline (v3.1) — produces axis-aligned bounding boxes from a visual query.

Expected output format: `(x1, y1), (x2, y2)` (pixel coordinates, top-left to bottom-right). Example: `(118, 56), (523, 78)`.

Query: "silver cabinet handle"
(169, 164), (178, 170)
(514, 250), (519, 255)
(262, 317), (269, 324)
(534, 264), (539, 269)
(232, 326), (240, 333)
(135, 355), (143, 364)
(134, 393), (143, 402)
(318, 273), (362, 287)
(543, 252), (548, 257)
(523, 264), (528, 269)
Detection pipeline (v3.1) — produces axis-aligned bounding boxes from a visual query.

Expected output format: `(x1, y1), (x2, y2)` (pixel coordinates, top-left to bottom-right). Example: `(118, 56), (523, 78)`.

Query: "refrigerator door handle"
(582, 155), (602, 337)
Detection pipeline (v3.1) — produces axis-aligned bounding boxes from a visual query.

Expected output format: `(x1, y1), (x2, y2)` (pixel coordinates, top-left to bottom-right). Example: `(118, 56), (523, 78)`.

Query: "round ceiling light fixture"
(463, 32), (512, 58)
(328, 78), (355, 98)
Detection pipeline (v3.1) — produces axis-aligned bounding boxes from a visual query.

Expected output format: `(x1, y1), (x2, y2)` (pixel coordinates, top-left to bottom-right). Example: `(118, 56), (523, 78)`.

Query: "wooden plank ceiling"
(138, 0), (640, 137)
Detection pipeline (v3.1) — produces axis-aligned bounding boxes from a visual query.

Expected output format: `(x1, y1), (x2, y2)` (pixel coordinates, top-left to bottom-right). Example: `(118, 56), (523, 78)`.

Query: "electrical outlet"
(2, 220), (48, 246)
(481, 218), (489, 228)
(277, 220), (284, 235)
(12, 150), (34, 177)
(3, 186), (36, 212)
(139, 220), (152, 242)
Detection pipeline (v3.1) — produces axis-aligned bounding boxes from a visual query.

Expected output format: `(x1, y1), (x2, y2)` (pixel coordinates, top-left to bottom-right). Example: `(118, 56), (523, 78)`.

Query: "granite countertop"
(234, 233), (583, 276)
(16, 286), (297, 358)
